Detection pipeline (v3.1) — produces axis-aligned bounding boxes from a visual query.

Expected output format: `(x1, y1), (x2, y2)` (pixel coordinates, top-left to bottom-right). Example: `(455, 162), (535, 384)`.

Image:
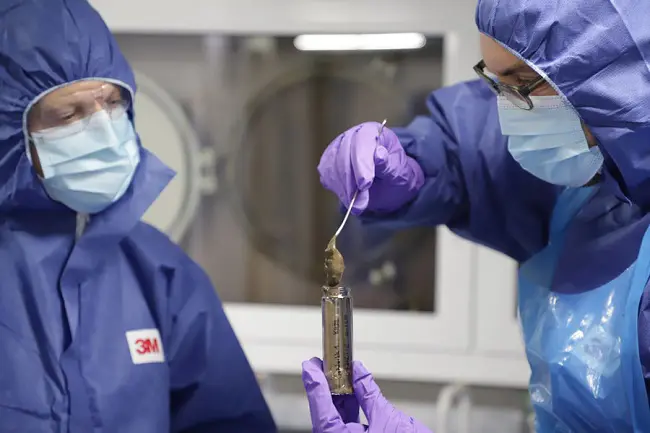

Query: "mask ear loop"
(76, 213), (90, 240)
(23, 113), (44, 179)
(25, 137), (34, 165)
(23, 105), (39, 168)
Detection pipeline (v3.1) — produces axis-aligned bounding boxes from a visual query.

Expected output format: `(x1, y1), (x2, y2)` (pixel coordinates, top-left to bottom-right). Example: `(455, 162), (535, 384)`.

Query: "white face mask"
(30, 110), (140, 214)
(497, 95), (604, 187)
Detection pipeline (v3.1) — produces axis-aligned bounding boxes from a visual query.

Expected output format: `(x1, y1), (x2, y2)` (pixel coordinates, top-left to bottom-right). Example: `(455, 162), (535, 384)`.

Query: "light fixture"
(293, 33), (426, 52)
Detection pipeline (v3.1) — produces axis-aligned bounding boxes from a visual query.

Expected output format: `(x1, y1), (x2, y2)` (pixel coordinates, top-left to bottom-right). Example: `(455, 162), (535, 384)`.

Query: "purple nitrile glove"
(302, 357), (433, 433)
(317, 122), (425, 216)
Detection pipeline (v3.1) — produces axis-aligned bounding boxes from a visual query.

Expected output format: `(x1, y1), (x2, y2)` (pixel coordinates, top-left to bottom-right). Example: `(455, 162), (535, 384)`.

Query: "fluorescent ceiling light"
(293, 33), (426, 52)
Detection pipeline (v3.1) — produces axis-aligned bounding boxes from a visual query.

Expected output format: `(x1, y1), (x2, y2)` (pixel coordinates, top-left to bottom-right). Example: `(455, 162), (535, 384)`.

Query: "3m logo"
(135, 338), (160, 355)
(126, 329), (165, 364)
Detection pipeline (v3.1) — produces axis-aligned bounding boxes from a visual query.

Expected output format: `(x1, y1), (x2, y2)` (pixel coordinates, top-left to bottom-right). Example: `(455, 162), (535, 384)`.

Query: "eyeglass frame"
(28, 84), (131, 138)
(473, 59), (546, 110)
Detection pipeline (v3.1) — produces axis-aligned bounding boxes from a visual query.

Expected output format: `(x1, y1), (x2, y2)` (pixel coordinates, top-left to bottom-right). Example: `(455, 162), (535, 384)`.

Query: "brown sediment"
(324, 236), (345, 287)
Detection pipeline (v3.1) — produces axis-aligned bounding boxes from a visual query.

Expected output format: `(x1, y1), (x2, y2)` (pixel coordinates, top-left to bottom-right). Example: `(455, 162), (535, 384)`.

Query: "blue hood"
(0, 0), (173, 218)
(476, 0), (650, 209)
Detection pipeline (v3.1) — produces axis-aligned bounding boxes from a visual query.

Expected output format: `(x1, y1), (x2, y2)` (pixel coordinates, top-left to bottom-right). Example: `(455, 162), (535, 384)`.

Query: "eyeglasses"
(29, 83), (131, 139)
(473, 60), (546, 110)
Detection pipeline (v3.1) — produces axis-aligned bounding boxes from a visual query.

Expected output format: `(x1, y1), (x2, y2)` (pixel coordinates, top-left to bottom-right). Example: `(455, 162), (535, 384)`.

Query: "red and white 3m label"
(125, 329), (165, 364)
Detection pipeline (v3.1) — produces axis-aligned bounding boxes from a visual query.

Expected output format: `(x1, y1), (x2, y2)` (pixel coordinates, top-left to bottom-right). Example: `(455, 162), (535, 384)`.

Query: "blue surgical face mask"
(497, 95), (603, 187)
(30, 110), (140, 214)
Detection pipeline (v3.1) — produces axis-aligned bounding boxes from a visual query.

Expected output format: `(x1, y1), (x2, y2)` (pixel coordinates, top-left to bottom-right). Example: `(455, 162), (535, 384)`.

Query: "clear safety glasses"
(29, 83), (131, 139)
(473, 60), (546, 110)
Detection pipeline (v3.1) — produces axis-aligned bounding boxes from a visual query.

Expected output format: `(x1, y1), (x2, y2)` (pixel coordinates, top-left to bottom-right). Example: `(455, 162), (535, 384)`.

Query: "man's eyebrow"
(492, 61), (530, 77)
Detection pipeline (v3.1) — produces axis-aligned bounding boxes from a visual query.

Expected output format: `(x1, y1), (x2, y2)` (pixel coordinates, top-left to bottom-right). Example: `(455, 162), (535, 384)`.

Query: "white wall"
(90, 0), (481, 85)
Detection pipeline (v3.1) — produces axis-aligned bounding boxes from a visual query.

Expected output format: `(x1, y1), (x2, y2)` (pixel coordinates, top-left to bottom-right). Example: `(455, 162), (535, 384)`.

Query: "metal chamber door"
(218, 37), (445, 312)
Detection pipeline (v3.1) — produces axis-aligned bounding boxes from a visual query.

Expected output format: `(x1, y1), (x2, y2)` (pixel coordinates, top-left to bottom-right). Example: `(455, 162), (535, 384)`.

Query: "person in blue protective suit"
(302, 0), (650, 431)
(0, 1), (277, 432)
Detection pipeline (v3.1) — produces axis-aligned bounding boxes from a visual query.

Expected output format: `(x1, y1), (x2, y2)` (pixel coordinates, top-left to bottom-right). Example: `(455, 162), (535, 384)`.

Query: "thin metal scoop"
(324, 120), (387, 287)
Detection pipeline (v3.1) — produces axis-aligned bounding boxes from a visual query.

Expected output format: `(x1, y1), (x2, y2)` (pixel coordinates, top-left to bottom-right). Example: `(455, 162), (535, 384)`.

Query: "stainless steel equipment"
(322, 285), (354, 395)
(322, 191), (357, 395)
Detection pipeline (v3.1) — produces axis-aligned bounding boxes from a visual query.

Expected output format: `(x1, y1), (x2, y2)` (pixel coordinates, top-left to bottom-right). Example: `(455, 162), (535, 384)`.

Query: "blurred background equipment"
(94, 0), (531, 431)
(132, 70), (217, 243)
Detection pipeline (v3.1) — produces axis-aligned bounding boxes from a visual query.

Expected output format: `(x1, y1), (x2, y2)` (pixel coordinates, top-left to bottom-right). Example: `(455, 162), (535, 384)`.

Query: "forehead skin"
(32, 80), (117, 114)
(27, 80), (123, 132)
(480, 34), (528, 75)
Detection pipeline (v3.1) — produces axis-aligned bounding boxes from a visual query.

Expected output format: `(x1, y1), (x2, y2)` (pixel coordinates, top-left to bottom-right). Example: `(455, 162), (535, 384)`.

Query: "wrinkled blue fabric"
(359, 0), (650, 406)
(476, 0), (650, 210)
(0, 0), (275, 432)
(519, 187), (650, 431)
(361, 80), (561, 262)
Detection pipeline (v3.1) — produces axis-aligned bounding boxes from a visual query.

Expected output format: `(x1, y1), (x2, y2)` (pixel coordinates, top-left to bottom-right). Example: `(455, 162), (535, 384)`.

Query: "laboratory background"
(90, 0), (534, 431)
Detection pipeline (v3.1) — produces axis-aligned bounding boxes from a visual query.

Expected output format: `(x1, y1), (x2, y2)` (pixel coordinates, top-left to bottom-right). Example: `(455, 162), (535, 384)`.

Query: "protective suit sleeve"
(168, 258), (276, 433)
(361, 79), (561, 261)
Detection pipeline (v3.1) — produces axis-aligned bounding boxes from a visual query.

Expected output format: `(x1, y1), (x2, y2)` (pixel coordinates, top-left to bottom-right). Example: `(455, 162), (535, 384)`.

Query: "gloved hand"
(302, 357), (433, 433)
(317, 122), (425, 215)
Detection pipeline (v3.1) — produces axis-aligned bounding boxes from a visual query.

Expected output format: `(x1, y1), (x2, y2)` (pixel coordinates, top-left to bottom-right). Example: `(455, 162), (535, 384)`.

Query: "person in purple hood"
(302, 0), (650, 431)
